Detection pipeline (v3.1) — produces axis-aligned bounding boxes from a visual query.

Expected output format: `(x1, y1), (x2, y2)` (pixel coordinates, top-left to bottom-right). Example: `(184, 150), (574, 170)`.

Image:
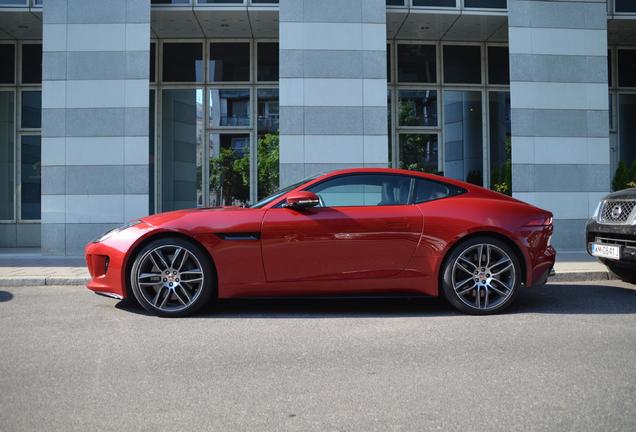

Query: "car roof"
(311, 167), (471, 189)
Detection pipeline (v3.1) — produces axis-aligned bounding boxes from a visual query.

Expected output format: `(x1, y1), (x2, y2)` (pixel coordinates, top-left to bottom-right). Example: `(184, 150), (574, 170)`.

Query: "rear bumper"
(529, 245), (556, 287)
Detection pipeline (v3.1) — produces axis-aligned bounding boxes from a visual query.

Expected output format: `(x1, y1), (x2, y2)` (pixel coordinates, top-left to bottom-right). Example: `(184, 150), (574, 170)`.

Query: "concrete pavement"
(1, 281), (635, 431)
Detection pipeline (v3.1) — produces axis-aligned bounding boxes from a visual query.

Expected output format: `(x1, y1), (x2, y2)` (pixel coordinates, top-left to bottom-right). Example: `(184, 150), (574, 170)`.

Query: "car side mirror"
(283, 191), (320, 210)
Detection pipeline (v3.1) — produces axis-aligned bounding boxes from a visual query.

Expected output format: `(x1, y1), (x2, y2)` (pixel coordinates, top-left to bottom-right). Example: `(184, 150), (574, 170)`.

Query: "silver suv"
(586, 189), (636, 284)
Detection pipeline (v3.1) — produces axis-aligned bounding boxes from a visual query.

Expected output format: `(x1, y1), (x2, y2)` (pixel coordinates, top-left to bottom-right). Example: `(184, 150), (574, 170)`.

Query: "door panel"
(261, 206), (423, 283)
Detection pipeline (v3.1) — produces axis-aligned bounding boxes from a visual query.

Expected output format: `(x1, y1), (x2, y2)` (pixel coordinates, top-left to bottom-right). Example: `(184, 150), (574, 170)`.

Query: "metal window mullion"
(155, 38), (163, 213)
(481, 42), (489, 188)
(202, 38), (210, 208)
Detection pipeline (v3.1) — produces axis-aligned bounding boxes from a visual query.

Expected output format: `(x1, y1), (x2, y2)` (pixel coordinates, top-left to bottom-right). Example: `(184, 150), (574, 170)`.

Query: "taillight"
(524, 215), (553, 227)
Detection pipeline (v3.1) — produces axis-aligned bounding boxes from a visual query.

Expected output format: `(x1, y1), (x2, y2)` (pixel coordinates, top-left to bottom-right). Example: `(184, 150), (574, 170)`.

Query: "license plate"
(591, 243), (621, 260)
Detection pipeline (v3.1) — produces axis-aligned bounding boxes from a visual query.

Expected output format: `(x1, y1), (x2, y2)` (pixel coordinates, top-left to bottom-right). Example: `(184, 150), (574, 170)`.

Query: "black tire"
(129, 237), (215, 317)
(605, 262), (636, 284)
(440, 236), (522, 315)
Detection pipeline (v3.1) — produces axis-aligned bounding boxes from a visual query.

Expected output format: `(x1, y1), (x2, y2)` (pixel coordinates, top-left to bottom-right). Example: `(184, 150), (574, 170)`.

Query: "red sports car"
(85, 168), (555, 317)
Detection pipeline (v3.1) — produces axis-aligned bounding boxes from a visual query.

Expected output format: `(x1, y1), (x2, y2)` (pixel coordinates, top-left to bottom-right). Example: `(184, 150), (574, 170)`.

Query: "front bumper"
(586, 220), (636, 265)
(85, 223), (154, 299)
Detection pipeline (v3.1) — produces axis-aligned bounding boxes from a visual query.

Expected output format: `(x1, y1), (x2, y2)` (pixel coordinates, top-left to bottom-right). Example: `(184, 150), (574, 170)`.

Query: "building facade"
(0, 0), (634, 255)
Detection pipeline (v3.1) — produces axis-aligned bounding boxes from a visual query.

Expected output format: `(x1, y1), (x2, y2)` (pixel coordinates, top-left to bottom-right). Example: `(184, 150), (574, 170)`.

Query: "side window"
(308, 174), (412, 207)
(414, 178), (464, 203)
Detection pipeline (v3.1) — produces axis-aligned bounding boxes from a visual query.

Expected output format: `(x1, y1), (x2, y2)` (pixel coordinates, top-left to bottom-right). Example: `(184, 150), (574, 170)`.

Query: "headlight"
(93, 220), (142, 243)
(591, 201), (602, 221)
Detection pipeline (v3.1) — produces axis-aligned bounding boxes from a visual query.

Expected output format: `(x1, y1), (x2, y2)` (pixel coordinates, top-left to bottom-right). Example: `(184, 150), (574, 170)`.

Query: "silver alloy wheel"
(451, 243), (516, 311)
(134, 244), (205, 312)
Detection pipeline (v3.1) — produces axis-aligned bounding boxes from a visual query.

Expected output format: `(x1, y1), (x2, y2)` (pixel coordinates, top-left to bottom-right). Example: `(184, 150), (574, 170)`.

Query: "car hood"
(603, 188), (636, 200)
(140, 206), (258, 228)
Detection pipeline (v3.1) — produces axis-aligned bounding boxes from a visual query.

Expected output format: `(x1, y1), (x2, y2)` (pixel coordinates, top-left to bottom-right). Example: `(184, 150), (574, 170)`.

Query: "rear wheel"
(441, 237), (521, 315)
(130, 237), (215, 317)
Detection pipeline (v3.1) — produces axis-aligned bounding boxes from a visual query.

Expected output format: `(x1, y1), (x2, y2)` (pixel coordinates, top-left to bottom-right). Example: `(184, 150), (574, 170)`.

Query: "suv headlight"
(94, 220), (142, 243)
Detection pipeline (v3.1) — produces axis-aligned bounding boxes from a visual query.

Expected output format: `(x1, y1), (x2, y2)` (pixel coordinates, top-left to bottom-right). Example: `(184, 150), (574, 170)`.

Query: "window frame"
(0, 89), (17, 223)
(154, 38), (279, 211)
(0, 41), (42, 224)
(282, 172), (465, 208)
(389, 40), (510, 190)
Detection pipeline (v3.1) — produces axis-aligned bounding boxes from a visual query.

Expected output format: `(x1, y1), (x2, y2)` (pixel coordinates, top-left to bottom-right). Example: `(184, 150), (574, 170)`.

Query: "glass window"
(252, 0), (279, 3)
(162, 43), (203, 82)
(489, 92), (511, 194)
(20, 135), (40, 220)
(397, 44), (436, 83)
(0, 0), (28, 5)
(609, 93), (614, 130)
(487, 46), (509, 85)
(444, 45), (481, 84)
(257, 88), (278, 135)
(197, 0), (243, 3)
(21, 91), (41, 129)
(388, 90), (392, 166)
(0, 44), (15, 84)
(386, 0), (405, 5)
(309, 174), (412, 207)
(209, 89), (250, 127)
(412, 0), (456, 6)
(618, 49), (636, 87)
(0, 92), (14, 220)
(619, 94), (636, 166)
(398, 90), (437, 127)
(444, 90), (483, 185)
(151, 0), (191, 4)
(387, 44), (391, 82)
(616, 0), (636, 13)
(161, 89), (204, 211)
(413, 178), (464, 203)
(464, 0), (506, 8)
(209, 42), (250, 82)
(257, 42), (278, 82)
(399, 134), (439, 173)
(209, 133), (250, 206)
(257, 89), (279, 200)
(150, 43), (156, 83)
(608, 49), (612, 88)
(21, 44), (42, 84)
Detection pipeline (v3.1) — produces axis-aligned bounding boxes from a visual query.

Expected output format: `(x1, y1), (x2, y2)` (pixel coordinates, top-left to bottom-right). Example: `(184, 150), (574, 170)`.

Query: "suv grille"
(599, 200), (636, 225)
(596, 236), (636, 248)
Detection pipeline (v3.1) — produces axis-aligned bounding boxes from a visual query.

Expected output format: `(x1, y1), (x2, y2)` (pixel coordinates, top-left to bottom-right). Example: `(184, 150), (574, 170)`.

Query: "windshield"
(250, 174), (321, 208)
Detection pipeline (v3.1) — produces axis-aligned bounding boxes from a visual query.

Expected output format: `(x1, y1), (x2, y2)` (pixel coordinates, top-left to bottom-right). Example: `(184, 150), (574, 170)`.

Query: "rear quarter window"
(414, 178), (465, 203)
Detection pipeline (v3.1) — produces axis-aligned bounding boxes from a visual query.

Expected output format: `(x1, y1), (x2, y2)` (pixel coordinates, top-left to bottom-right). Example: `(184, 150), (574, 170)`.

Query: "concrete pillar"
(278, 0), (388, 186)
(41, 0), (150, 255)
(508, 0), (610, 249)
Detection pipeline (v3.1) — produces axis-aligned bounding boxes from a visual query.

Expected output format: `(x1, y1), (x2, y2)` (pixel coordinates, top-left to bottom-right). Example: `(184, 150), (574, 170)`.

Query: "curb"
(0, 277), (88, 287)
(549, 271), (618, 283)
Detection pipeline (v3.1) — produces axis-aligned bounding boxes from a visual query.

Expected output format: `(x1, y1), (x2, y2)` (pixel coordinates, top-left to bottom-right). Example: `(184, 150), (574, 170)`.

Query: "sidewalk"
(0, 248), (617, 287)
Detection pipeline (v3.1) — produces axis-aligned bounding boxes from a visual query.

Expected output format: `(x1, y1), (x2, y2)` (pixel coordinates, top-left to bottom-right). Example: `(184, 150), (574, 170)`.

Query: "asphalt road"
(1, 281), (636, 432)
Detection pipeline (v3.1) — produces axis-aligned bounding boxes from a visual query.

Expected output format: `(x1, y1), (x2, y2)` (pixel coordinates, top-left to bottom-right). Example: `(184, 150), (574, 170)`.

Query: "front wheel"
(441, 237), (522, 315)
(130, 237), (215, 317)
(604, 262), (636, 284)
